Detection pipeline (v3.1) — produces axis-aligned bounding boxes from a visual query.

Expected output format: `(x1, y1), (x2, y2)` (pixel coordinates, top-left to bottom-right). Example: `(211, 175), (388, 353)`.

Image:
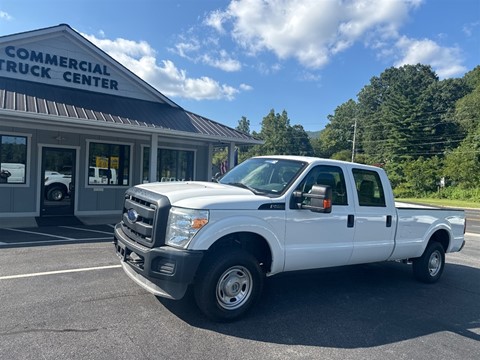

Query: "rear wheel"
(412, 242), (445, 283)
(47, 186), (66, 201)
(194, 250), (264, 322)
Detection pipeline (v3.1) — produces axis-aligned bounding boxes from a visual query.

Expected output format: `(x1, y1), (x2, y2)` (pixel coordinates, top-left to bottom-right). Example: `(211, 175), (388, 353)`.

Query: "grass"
(396, 198), (480, 209)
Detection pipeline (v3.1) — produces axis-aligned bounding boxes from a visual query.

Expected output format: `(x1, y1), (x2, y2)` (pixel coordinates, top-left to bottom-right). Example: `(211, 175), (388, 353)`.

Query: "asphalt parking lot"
(0, 223), (115, 247)
(0, 223), (479, 360)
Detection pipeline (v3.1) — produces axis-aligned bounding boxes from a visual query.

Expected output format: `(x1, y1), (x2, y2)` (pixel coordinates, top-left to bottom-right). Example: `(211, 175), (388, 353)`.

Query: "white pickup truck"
(114, 156), (466, 321)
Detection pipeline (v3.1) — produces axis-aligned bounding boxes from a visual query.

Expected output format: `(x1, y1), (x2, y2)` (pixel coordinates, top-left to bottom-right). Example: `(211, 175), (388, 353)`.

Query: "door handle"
(386, 215), (392, 227)
(347, 214), (355, 228)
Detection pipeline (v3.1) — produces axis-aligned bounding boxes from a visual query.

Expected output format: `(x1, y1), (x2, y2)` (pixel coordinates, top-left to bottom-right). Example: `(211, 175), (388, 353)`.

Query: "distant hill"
(306, 130), (321, 139)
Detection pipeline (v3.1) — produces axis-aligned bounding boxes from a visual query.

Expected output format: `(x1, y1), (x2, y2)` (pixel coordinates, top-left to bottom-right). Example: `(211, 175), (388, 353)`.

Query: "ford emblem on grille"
(126, 209), (139, 223)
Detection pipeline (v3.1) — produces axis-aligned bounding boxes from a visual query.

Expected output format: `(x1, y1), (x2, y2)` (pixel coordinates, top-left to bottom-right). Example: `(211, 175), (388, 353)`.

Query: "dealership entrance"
(40, 147), (76, 216)
(0, 24), (262, 227)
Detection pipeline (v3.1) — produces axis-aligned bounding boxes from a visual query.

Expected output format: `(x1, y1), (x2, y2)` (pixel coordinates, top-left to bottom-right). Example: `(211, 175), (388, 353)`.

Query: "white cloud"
(394, 36), (466, 78)
(204, 10), (228, 33)
(298, 71), (321, 82)
(463, 21), (480, 37)
(201, 50), (242, 72)
(239, 83), (253, 91)
(171, 35), (242, 72)
(0, 11), (12, 21)
(205, 0), (422, 69)
(173, 39), (201, 59)
(82, 33), (242, 100)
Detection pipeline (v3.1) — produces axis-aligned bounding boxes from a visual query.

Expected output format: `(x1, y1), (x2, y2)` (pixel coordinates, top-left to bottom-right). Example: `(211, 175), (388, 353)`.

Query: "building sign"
(0, 45), (119, 91)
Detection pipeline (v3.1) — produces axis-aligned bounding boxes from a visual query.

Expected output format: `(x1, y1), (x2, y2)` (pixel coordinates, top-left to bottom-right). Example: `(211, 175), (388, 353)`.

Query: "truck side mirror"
(294, 185), (332, 213)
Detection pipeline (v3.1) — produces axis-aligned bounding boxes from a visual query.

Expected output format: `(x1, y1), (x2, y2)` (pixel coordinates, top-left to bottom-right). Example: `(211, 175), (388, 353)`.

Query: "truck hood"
(136, 181), (275, 210)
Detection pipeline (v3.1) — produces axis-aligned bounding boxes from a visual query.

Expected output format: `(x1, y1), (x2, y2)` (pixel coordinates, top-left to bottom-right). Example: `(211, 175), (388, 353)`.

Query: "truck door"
(348, 168), (396, 264)
(284, 165), (355, 271)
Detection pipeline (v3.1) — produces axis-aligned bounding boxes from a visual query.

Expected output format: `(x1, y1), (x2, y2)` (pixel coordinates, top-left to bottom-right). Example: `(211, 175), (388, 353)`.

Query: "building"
(0, 24), (261, 227)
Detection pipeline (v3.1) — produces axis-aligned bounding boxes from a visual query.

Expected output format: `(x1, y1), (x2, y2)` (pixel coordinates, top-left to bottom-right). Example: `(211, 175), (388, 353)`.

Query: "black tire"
(47, 186), (66, 201)
(412, 242), (445, 283)
(194, 250), (264, 322)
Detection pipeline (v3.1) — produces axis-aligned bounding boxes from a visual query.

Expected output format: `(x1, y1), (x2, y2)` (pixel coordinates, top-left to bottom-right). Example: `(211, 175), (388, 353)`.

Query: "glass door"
(40, 147), (76, 216)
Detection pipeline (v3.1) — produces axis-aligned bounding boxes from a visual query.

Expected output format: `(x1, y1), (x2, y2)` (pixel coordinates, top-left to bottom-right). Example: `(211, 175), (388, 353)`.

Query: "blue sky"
(1, 0), (479, 132)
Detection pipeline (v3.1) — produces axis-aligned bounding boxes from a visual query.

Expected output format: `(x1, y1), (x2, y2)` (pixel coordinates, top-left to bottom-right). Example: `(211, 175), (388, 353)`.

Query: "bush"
(432, 186), (480, 201)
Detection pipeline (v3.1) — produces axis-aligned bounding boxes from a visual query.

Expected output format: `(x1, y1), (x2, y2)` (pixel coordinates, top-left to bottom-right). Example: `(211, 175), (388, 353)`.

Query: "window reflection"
(88, 142), (130, 186)
(143, 147), (194, 183)
(0, 135), (27, 184)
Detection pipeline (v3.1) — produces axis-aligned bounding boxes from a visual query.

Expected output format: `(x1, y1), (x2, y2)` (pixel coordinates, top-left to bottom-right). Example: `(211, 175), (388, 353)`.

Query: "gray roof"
(0, 77), (259, 143)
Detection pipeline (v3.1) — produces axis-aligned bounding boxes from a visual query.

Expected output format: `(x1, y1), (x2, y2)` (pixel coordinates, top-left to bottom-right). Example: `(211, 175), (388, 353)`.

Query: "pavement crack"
(0, 327), (99, 336)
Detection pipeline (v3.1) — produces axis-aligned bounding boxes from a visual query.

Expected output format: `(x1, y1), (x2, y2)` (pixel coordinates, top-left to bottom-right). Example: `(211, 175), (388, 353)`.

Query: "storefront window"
(143, 147), (194, 182)
(0, 135), (27, 184)
(88, 142), (130, 186)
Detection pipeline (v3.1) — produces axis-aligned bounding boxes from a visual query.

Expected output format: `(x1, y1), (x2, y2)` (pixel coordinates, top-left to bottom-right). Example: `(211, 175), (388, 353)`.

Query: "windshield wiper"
(226, 182), (262, 194)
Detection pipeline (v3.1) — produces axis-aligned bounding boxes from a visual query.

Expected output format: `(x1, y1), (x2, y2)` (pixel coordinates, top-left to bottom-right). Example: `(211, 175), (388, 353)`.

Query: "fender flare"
(190, 215), (285, 275)
(417, 222), (451, 257)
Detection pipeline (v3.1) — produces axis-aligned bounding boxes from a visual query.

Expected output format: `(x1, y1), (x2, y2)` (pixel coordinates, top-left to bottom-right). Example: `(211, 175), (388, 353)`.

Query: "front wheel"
(412, 242), (445, 283)
(194, 250), (264, 322)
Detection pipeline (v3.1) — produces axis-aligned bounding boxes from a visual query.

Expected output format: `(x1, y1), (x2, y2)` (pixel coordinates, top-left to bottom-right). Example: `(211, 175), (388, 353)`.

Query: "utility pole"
(351, 118), (357, 162)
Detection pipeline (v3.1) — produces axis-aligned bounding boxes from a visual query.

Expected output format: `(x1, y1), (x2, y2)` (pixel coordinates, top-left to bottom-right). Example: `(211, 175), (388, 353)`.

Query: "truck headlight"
(166, 207), (209, 249)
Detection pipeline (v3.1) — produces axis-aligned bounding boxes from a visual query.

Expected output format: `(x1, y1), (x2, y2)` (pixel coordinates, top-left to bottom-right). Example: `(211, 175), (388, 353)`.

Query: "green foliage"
(229, 64), (479, 203)
(314, 63), (479, 202)
(432, 187), (480, 201)
(250, 109), (313, 156)
(444, 133), (480, 189)
(392, 157), (443, 197)
(236, 116), (251, 134)
(330, 149), (352, 162)
(313, 99), (357, 158)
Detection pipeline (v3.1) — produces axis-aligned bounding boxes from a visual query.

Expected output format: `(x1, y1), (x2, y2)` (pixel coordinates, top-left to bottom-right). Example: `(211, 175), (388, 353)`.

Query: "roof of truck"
(253, 155), (383, 171)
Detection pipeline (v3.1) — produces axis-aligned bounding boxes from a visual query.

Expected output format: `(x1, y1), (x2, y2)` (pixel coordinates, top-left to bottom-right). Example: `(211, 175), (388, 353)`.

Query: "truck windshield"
(219, 158), (306, 195)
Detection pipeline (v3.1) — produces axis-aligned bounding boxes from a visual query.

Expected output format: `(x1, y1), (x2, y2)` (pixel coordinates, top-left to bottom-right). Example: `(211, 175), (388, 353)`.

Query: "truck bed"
(391, 203), (465, 260)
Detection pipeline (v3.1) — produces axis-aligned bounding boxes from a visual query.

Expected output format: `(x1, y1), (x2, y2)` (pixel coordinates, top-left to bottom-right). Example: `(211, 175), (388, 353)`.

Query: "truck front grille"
(122, 195), (156, 243)
(120, 187), (171, 248)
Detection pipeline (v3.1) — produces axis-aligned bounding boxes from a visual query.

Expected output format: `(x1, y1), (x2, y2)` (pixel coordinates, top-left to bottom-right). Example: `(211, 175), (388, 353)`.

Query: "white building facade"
(0, 24), (260, 226)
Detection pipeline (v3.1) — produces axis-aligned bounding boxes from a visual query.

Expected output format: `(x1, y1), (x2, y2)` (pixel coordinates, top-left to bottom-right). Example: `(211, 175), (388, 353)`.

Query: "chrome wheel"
(413, 242), (445, 284)
(428, 250), (442, 277)
(195, 250), (264, 321)
(216, 265), (253, 310)
(47, 187), (66, 201)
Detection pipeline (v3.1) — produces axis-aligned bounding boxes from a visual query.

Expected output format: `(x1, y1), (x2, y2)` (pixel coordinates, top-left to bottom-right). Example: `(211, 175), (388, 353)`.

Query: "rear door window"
(352, 169), (386, 207)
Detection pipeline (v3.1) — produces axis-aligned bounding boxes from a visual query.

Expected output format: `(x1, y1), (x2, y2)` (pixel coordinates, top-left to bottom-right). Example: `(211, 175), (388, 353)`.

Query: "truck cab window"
(296, 165), (348, 206)
(352, 168), (386, 207)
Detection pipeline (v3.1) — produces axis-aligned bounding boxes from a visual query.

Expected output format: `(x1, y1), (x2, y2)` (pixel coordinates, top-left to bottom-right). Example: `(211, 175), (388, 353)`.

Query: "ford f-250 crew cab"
(113, 156), (466, 321)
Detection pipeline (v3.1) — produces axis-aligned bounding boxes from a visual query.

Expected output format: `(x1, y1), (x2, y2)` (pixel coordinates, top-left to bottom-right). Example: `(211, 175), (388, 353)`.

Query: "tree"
(290, 124), (314, 156)
(443, 66), (480, 189)
(249, 109), (315, 156)
(235, 116), (255, 162)
(236, 116), (251, 134)
(357, 64), (439, 163)
(396, 156), (443, 197)
(313, 99), (357, 159)
(416, 78), (469, 156)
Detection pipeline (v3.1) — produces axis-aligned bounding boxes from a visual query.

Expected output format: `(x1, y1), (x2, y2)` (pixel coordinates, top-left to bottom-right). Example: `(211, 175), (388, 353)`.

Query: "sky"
(0, 0), (479, 133)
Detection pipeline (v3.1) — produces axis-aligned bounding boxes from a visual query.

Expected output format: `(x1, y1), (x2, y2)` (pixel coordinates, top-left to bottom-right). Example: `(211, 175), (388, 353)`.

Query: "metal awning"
(0, 77), (261, 144)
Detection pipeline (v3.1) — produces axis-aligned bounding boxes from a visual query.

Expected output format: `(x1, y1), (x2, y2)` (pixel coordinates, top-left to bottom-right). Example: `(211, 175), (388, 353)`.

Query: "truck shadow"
(159, 261), (480, 348)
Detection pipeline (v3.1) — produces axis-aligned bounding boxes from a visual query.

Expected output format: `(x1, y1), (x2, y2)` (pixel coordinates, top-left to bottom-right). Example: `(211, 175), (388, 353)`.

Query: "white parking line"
(466, 232), (480, 238)
(0, 264), (122, 280)
(5, 228), (75, 240)
(59, 226), (113, 235)
(0, 236), (112, 247)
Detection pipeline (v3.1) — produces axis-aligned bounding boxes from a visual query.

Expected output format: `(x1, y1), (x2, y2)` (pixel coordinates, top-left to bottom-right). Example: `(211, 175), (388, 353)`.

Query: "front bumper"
(114, 223), (204, 300)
